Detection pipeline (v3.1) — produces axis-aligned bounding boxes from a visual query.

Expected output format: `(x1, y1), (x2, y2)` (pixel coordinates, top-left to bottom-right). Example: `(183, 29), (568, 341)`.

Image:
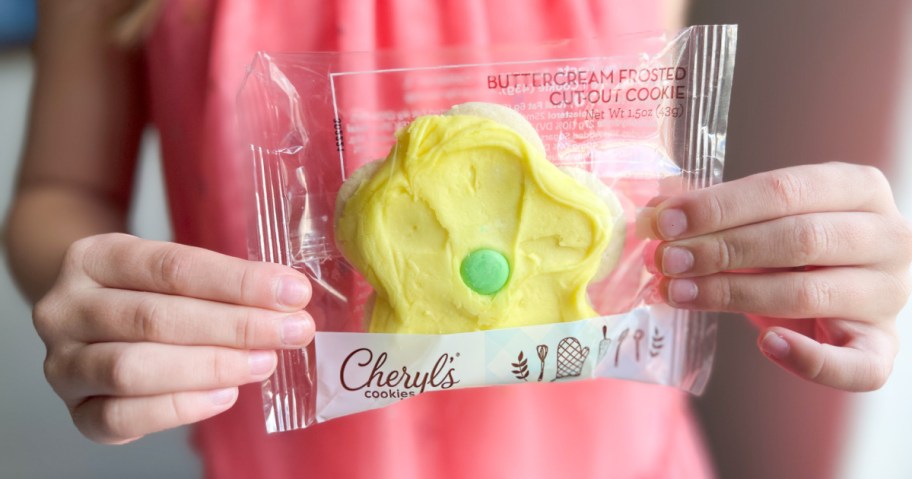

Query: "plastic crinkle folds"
(238, 25), (738, 433)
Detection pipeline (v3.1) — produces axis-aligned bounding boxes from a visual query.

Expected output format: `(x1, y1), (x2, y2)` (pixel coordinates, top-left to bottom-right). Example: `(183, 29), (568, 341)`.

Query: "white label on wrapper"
(314, 306), (678, 422)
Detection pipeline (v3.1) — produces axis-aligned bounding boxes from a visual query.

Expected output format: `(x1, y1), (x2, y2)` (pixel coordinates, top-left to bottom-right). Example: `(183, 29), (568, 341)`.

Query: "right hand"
(33, 233), (314, 444)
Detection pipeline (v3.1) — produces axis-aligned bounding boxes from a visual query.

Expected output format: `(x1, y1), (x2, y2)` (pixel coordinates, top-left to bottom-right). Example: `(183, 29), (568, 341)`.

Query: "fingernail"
(662, 246), (694, 275)
(248, 351), (276, 376)
(210, 387), (238, 406)
(657, 209), (687, 239)
(277, 276), (310, 307)
(281, 315), (313, 346)
(668, 279), (698, 304)
(761, 331), (790, 360)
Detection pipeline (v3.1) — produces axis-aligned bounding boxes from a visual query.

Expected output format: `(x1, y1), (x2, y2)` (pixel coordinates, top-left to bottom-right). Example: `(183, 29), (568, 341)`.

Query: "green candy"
(460, 249), (510, 295)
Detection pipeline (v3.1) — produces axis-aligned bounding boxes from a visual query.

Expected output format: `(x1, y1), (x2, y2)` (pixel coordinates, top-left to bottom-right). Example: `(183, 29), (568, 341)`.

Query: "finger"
(656, 212), (908, 277)
(52, 343), (276, 398)
(643, 163), (895, 240)
(68, 234), (311, 310)
(67, 289), (314, 348)
(661, 267), (908, 321)
(757, 325), (898, 391)
(72, 387), (239, 444)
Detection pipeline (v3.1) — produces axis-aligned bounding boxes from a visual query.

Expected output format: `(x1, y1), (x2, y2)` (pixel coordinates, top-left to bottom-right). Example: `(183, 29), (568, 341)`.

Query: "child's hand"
(647, 162), (912, 391)
(33, 234), (314, 444)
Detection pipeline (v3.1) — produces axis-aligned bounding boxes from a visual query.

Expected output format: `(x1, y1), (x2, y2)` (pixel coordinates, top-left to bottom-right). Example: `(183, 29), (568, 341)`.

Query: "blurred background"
(1, 0), (910, 478)
(690, 2), (912, 479)
(0, 1), (200, 477)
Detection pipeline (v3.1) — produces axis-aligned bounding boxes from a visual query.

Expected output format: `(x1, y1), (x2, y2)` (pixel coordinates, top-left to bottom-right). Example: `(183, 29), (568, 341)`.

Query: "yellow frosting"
(335, 114), (612, 334)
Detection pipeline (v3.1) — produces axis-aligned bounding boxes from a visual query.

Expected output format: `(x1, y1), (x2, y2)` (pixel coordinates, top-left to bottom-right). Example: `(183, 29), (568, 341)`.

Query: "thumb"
(757, 326), (895, 392)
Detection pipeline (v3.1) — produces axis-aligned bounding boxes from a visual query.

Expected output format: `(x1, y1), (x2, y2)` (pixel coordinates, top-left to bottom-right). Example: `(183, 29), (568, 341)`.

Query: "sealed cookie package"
(239, 25), (737, 433)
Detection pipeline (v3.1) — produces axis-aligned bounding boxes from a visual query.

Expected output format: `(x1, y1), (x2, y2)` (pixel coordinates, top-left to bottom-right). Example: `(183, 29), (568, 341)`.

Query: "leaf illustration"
(650, 327), (666, 357)
(512, 351), (529, 381)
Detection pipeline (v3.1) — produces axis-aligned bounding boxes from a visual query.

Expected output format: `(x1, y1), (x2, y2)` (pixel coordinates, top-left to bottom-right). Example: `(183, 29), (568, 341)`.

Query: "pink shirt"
(145, 1), (713, 477)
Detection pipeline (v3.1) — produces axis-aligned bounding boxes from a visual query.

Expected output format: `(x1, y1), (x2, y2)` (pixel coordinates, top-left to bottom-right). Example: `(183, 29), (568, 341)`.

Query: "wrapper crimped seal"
(239, 25), (737, 433)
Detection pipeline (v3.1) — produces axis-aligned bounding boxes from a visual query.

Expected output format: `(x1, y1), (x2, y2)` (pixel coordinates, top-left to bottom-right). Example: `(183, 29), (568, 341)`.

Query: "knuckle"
(713, 277), (738, 311)
(713, 235), (737, 271)
(95, 400), (131, 441)
(209, 350), (235, 385)
(43, 354), (63, 385)
(62, 236), (94, 273)
(32, 296), (58, 341)
(167, 393), (196, 426)
(794, 276), (832, 315)
(859, 165), (895, 209)
(871, 359), (893, 390)
(793, 218), (830, 266)
(859, 164), (890, 189)
(63, 233), (135, 281)
(32, 292), (82, 346)
(152, 245), (193, 292)
(899, 271), (912, 302)
(106, 349), (137, 394)
(238, 264), (262, 306)
(766, 171), (808, 212)
(805, 347), (828, 383)
(133, 296), (165, 342)
(859, 356), (893, 392)
(883, 271), (911, 315)
(235, 310), (258, 349)
(704, 191), (727, 232)
(893, 218), (912, 265)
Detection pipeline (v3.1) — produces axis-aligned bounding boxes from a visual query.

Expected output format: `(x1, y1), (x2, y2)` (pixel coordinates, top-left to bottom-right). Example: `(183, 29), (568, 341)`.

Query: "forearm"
(3, 0), (148, 303)
(5, 185), (127, 303)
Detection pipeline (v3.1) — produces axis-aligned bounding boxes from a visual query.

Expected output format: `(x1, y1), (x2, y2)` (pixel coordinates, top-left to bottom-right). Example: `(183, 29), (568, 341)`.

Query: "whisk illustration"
(536, 344), (548, 382)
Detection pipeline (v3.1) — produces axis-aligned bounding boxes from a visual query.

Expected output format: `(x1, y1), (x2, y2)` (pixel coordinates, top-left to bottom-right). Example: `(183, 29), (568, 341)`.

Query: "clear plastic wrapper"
(238, 25), (738, 433)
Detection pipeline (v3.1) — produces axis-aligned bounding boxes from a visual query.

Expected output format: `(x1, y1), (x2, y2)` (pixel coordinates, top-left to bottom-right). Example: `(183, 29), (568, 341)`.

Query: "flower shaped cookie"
(335, 103), (625, 334)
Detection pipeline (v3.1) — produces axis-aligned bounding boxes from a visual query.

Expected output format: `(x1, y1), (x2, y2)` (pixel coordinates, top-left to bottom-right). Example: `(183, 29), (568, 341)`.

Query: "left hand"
(644, 162), (912, 391)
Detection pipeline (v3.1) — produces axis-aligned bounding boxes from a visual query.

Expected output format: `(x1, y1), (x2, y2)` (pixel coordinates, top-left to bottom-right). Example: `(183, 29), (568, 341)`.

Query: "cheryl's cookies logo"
(340, 348), (461, 400)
